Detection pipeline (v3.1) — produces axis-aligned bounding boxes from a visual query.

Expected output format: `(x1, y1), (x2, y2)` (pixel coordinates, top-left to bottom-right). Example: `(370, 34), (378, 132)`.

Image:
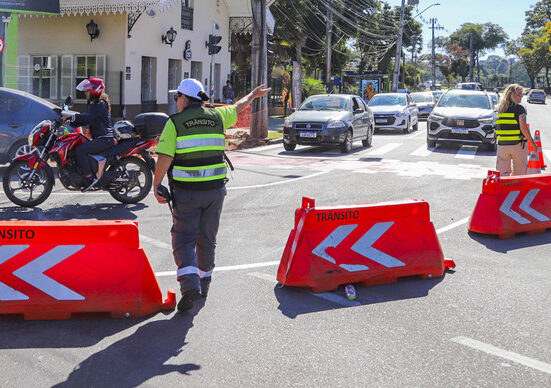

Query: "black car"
(0, 87), (62, 164)
(283, 94), (375, 153)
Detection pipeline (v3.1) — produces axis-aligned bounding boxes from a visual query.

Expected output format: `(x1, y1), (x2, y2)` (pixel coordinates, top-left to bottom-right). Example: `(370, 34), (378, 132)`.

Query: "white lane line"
(140, 234), (172, 250)
(543, 149), (551, 164)
(227, 170), (329, 190)
(404, 130), (426, 139)
(436, 217), (469, 234)
(410, 144), (434, 157)
(455, 145), (477, 159)
(451, 336), (551, 375)
(248, 271), (360, 307)
(366, 143), (402, 156)
(155, 261), (280, 277)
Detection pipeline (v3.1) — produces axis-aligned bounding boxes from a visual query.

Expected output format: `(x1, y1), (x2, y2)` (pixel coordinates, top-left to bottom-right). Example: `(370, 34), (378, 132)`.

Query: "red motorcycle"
(2, 111), (168, 208)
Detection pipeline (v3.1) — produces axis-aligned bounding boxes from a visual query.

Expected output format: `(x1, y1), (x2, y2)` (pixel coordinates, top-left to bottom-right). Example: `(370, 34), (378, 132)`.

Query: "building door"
(141, 56), (157, 112)
(191, 61), (202, 82)
(168, 59), (182, 115)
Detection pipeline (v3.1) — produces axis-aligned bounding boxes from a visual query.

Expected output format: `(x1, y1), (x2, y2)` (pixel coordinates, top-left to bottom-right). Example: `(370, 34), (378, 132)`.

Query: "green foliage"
(302, 77), (326, 98)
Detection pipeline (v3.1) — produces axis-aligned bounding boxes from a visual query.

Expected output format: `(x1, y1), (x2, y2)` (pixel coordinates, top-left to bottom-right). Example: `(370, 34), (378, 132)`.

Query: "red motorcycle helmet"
(76, 78), (105, 96)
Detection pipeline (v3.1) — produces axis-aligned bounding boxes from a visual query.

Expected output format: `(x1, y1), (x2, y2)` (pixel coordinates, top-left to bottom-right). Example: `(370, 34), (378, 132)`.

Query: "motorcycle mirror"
(64, 96), (72, 106)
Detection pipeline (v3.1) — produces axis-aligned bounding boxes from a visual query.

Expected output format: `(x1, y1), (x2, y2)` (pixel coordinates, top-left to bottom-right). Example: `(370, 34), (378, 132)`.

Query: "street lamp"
(162, 27), (177, 47)
(86, 20), (100, 42)
(413, 3), (440, 19)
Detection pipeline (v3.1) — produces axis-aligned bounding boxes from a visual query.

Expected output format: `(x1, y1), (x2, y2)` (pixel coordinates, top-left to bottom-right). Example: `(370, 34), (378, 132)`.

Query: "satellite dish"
(146, 8), (156, 17)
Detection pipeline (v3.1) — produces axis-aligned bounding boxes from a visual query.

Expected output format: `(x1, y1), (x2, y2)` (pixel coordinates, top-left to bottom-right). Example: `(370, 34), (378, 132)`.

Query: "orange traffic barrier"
(277, 197), (455, 292)
(527, 142), (541, 174)
(534, 130), (546, 168)
(469, 170), (551, 238)
(0, 220), (175, 320)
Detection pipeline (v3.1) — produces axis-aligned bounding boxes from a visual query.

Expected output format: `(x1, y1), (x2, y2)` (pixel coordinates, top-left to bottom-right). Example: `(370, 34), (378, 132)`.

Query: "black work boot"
(177, 290), (201, 312)
(200, 277), (212, 298)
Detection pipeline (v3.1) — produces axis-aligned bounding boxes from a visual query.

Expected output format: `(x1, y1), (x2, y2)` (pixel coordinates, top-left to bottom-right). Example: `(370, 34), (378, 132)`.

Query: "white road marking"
(248, 272), (277, 282)
(451, 336), (551, 375)
(404, 130), (426, 139)
(410, 144), (434, 157)
(455, 145), (477, 159)
(366, 143), (402, 156)
(543, 149), (551, 163)
(436, 217), (469, 234)
(155, 261), (281, 277)
(140, 234), (172, 250)
(227, 170), (330, 190)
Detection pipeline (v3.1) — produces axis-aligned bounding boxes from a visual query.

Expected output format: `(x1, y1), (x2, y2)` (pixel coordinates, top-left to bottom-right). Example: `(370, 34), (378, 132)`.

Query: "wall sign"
(183, 40), (192, 61)
(0, 0), (60, 14)
(0, 37), (4, 55)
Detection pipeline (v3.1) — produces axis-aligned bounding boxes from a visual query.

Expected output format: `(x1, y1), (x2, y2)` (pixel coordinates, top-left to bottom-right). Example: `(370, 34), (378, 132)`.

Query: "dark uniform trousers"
(172, 186), (227, 294)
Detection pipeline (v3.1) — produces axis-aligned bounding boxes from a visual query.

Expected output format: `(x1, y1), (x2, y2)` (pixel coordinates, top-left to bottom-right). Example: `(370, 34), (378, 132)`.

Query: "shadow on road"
(52, 306), (203, 387)
(468, 230), (551, 253)
(0, 202), (147, 221)
(274, 275), (448, 318)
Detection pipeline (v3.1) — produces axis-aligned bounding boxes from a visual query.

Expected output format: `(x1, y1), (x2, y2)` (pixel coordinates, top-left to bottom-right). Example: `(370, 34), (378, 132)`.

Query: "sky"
(384, 0), (536, 57)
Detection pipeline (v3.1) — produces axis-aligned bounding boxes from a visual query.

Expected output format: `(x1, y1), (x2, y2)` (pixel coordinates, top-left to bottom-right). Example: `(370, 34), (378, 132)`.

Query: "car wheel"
(427, 136), (436, 148)
(403, 118), (411, 134)
(413, 120), (418, 131)
(15, 144), (41, 159)
(362, 125), (373, 147)
(340, 130), (353, 153)
(283, 142), (296, 151)
(8, 140), (31, 162)
(485, 142), (497, 152)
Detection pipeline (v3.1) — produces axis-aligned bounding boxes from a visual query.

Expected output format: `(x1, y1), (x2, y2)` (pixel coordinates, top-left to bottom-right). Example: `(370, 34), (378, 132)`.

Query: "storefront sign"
(0, 0), (60, 14)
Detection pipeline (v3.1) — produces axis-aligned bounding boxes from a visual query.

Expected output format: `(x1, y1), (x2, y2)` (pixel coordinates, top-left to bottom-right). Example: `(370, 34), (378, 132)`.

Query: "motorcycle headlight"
(430, 113), (444, 121)
(327, 121), (345, 128)
(479, 117), (494, 123)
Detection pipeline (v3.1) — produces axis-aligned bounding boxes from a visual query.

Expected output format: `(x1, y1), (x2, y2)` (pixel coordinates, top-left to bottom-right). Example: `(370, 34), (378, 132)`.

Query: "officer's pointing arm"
(234, 84), (272, 114)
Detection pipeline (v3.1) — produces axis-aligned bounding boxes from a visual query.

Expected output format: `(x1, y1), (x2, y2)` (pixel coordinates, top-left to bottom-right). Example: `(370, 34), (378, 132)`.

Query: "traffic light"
(207, 34), (222, 55)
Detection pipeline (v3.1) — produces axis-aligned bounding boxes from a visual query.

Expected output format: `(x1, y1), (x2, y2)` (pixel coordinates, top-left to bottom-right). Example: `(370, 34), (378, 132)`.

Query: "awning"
(58, 0), (178, 16)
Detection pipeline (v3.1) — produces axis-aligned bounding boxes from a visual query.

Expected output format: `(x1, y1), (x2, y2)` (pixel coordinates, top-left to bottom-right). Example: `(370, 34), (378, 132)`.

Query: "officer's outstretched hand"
(251, 84), (272, 99)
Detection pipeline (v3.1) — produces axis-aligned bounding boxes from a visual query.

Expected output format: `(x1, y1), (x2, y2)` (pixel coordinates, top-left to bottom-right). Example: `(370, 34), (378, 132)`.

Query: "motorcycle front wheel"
(2, 160), (54, 207)
(108, 156), (152, 204)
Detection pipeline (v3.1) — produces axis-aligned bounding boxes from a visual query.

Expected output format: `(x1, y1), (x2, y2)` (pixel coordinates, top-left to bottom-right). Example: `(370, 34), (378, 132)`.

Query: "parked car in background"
(368, 93), (419, 133)
(282, 94), (374, 153)
(432, 90), (443, 102)
(427, 89), (496, 150)
(528, 89), (546, 104)
(457, 82), (483, 91)
(0, 87), (78, 164)
(410, 92), (436, 120)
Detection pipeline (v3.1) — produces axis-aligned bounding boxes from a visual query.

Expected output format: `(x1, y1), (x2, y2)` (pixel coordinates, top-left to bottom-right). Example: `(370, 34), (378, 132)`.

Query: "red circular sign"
(0, 37), (4, 54)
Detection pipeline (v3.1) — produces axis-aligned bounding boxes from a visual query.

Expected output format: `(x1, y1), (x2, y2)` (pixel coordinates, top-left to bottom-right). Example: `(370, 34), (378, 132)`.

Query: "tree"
(518, 34), (548, 88)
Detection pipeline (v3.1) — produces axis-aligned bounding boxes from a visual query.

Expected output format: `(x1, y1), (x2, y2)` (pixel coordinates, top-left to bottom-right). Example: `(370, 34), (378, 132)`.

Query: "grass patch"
(267, 131), (283, 140)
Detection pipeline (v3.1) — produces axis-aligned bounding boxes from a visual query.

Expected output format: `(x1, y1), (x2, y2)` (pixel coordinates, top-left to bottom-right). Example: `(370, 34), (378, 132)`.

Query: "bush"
(302, 77), (326, 98)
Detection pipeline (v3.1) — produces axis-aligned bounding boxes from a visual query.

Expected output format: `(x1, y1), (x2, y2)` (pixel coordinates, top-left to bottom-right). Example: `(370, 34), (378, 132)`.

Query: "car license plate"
(451, 128), (469, 134)
(300, 131), (317, 138)
(376, 119), (387, 124)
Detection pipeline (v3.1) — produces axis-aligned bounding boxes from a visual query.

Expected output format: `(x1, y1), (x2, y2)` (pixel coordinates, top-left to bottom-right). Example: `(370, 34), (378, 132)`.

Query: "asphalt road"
(0, 97), (550, 387)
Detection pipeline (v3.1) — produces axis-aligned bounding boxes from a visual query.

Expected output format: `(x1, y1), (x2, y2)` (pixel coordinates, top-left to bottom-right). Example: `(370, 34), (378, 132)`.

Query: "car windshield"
(437, 93), (490, 109)
(299, 96), (349, 111)
(368, 95), (406, 106)
(432, 92), (443, 100)
(411, 93), (433, 103)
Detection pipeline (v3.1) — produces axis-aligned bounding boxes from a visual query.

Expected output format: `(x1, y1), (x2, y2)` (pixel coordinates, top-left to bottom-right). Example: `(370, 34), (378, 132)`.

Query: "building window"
(31, 56), (57, 99)
(181, 0), (193, 30)
(61, 54), (106, 101)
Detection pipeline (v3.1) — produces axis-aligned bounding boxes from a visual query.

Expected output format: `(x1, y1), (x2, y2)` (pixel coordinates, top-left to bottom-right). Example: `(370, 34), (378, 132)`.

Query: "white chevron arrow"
(500, 190), (550, 224)
(312, 222), (404, 272)
(0, 245), (30, 301)
(12, 245), (86, 300)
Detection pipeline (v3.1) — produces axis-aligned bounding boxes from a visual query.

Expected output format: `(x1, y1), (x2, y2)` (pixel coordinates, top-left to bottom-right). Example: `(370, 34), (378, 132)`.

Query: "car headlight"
(283, 119), (292, 128)
(327, 121), (345, 128)
(479, 117), (494, 123)
(430, 113), (444, 121)
(396, 110), (406, 117)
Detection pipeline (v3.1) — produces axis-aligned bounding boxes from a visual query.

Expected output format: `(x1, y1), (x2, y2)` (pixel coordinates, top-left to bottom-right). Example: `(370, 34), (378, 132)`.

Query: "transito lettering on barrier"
(316, 210), (360, 222)
(0, 229), (35, 239)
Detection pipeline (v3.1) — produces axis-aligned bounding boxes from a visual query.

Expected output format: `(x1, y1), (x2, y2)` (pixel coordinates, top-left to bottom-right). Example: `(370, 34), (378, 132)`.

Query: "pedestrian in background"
(495, 84), (537, 176)
(153, 78), (270, 312)
(223, 80), (234, 104)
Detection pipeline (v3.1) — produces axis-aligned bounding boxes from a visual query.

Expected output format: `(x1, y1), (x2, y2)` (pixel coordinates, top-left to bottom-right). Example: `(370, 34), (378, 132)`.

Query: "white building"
(10, 0), (253, 118)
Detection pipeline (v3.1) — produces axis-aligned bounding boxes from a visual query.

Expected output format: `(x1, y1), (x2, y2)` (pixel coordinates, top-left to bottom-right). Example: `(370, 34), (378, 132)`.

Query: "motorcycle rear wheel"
(2, 160), (54, 207)
(108, 156), (152, 204)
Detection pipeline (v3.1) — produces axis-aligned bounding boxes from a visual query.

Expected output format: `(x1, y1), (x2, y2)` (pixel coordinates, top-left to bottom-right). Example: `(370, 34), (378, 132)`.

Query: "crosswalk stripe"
(455, 145), (477, 159)
(366, 143), (402, 156)
(410, 144), (434, 157)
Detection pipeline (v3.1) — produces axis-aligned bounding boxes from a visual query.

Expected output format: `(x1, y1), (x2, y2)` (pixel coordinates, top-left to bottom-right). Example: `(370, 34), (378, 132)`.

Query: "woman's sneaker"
(200, 277), (211, 298)
(177, 289), (201, 312)
(81, 176), (98, 192)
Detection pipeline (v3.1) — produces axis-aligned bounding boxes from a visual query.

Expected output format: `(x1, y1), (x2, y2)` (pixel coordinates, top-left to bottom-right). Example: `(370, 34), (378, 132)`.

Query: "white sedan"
(368, 93), (419, 133)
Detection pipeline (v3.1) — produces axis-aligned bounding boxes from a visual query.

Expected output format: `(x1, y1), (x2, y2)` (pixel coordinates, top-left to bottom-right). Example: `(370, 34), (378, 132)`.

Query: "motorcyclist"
(62, 78), (114, 191)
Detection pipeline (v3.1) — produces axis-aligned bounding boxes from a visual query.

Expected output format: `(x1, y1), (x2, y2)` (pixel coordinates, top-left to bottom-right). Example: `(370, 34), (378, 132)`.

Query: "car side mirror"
(354, 108), (364, 114)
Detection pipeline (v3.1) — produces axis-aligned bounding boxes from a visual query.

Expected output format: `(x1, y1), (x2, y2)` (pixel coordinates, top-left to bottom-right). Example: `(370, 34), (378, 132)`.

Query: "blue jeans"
(75, 137), (114, 177)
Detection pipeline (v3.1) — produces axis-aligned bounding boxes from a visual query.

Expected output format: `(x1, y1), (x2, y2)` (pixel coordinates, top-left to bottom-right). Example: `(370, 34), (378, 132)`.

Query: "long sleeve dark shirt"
(71, 100), (113, 139)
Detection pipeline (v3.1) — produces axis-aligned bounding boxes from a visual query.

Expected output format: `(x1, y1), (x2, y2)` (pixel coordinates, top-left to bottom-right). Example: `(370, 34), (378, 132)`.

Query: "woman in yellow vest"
(495, 84), (537, 176)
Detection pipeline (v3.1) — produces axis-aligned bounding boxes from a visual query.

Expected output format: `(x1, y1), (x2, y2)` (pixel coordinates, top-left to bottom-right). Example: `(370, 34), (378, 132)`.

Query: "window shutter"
(61, 55), (74, 99)
(49, 55), (58, 100)
(96, 54), (106, 79)
(17, 55), (31, 93)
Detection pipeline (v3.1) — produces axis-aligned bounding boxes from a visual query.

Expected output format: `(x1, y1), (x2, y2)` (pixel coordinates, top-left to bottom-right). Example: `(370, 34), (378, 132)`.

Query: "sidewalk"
(225, 117), (284, 150)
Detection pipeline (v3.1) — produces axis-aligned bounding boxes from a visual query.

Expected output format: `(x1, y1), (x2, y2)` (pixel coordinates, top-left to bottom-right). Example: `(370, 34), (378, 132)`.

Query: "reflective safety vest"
(495, 112), (523, 145)
(169, 106), (227, 190)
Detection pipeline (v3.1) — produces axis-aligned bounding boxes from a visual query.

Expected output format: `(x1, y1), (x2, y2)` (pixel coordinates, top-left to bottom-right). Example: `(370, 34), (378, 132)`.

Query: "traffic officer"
(153, 78), (271, 312)
(495, 84), (537, 176)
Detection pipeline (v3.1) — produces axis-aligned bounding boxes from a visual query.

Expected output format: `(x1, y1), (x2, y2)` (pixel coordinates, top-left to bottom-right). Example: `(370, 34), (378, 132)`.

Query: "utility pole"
(391, 0), (406, 92)
(251, 0), (268, 139)
(0, 13), (10, 87)
(469, 31), (474, 82)
(325, 0), (333, 92)
(429, 18), (443, 90)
